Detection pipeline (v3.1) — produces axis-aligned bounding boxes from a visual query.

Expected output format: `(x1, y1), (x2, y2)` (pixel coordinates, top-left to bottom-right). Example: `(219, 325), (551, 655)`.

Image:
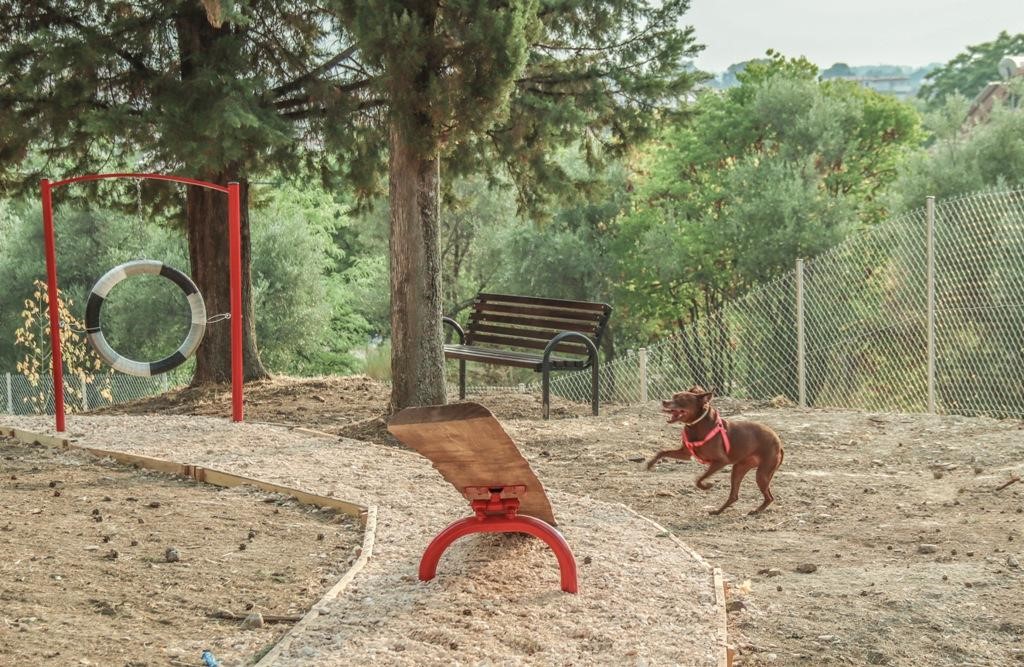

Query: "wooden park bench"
(388, 402), (578, 593)
(443, 293), (613, 419)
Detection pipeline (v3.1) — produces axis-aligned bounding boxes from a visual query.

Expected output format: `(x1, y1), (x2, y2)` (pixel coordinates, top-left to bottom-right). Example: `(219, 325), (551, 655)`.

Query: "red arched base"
(418, 487), (578, 594)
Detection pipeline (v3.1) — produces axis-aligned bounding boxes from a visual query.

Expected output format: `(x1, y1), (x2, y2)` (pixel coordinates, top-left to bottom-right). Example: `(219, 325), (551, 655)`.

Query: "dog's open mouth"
(662, 407), (685, 423)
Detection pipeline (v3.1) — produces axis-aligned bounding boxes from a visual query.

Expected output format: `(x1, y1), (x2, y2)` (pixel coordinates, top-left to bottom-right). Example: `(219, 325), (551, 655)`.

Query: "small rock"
(48, 480), (59, 488)
(164, 547), (180, 563)
(726, 600), (746, 613)
(53, 490), (61, 497)
(104, 549), (118, 560)
(933, 470), (943, 479)
(776, 585), (783, 592)
(241, 612), (264, 629)
(130, 540), (138, 547)
(627, 456), (645, 463)
(795, 563), (818, 574)
(238, 543), (247, 551)
(147, 501), (161, 509)
(583, 555), (593, 565)
(759, 568), (783, 577)
(102, 496), (112, 502)
(974, 467), (983, 474)
(917, 544), (938, 554)
(1007, 555), (1020, 569)
(317, 533), (325, 541)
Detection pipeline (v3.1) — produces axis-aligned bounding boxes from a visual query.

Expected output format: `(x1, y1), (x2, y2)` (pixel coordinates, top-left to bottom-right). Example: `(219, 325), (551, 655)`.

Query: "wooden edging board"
(254, 504), (378, 666)
(619, 504), (732, 667)
(0, 425), (367, 524)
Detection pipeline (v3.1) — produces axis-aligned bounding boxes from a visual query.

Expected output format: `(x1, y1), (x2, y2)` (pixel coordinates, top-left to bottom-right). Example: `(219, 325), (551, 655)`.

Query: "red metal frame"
(418, 486), (579, 594)
(39, 173), (244, 432)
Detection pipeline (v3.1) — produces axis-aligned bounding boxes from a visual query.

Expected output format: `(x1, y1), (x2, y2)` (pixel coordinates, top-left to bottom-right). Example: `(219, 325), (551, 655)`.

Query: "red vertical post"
(227, 182), (243, 422)
(40, 179), (66, 432)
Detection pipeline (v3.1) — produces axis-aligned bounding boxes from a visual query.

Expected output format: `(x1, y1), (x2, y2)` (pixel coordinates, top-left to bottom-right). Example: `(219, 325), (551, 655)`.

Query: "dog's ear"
(697, 390), (714, 405)
(687, 384), (704, 394)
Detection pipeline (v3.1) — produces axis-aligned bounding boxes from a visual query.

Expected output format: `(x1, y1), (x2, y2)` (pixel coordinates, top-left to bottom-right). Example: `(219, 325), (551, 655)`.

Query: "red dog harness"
(682, 410), (731, 465)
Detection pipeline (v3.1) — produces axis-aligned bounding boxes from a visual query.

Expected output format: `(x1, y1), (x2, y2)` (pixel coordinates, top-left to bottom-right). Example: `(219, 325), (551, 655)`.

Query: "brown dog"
(646, 386), (784, 515)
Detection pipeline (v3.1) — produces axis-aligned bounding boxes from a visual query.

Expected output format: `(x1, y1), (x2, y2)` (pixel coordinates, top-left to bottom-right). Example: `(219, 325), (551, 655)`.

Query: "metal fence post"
(926, 195), (937, 414)
(5, 373), (12, 415)
(638, 347), (648, 403)
(796, 258), (806, 408)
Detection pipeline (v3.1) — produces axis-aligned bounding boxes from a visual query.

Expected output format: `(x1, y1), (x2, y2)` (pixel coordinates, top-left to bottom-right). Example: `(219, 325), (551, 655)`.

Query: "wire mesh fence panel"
(934, 190), (1024, 418)
(0, 372), (182, 416)
(802, 209), (928, 413)
(8, 190), (1024, 420)
(541, 189), (1024, 418)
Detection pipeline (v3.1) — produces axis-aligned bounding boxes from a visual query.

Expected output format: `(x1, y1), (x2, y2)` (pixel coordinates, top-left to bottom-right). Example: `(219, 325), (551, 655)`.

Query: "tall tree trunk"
(388, 121), (446, 411)
(176, 8), (267, 385)
(187, 172), (269, 384)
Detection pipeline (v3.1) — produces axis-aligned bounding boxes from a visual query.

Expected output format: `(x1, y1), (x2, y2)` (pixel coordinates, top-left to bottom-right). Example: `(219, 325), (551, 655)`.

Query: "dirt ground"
(61, 377), (1024, 664)
(0, 437), (362, 666)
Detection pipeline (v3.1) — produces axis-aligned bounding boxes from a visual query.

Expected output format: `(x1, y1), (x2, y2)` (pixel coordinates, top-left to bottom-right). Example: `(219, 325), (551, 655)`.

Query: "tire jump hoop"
(85, 260), (209, 377)
(39, 172), (245, 432)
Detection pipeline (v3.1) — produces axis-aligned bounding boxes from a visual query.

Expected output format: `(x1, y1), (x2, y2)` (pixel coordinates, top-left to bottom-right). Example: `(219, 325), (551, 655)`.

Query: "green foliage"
(0, 183), (370, 378)
(918, 31), (1024, 108)
(0, 2), (349, 189)
(888, 100), (1024, 210)
(611, 53), (922, 382)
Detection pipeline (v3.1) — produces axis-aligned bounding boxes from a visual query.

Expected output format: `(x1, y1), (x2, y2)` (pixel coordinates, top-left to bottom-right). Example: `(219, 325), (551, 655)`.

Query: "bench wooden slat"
(466, 333), (591, 355)
(469, 312), (600, 334)
(469, 323), (599, 343)
(473, 301), (607, 322)
(477, 292), (610, 313)
(444, 344), (586, 369)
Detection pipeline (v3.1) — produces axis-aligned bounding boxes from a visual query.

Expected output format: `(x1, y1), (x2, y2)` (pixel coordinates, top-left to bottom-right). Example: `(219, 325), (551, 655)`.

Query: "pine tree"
(0, 1), (701, 406)
(334, 0), (703, 410)
(0, 1), (360, 383)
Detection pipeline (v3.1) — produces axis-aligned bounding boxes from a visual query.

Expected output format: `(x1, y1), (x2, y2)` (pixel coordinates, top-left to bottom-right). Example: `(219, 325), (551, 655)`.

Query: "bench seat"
(443, 293), (612, 418)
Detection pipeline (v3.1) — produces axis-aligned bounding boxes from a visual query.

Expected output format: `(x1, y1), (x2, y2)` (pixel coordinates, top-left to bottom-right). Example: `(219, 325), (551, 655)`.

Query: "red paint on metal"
(50, 172), (229, 193)
(418, 487), (578, 593)
(227, 182), (243, 422)
(38, 173), (245, 431)
(40, 179), (66, 433)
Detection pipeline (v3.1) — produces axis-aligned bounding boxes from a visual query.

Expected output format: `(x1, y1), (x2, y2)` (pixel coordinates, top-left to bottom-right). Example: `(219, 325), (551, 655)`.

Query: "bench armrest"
(442, 316), (466, 345)
(541, 331), (599, 368)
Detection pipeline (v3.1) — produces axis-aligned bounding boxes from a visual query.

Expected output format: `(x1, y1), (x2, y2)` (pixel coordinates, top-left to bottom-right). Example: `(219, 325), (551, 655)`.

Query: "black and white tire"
(85, 260), (207, 377)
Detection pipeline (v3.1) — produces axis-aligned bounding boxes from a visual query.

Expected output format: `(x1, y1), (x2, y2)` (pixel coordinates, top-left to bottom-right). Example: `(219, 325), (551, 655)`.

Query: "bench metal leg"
(542, 363), (551, 420)
(459, 359), (466, 399)
(591, 355), (600, 416)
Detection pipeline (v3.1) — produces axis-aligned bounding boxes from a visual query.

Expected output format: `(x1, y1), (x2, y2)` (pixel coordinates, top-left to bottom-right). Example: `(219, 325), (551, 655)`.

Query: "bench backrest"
(464, 293), (613, 357)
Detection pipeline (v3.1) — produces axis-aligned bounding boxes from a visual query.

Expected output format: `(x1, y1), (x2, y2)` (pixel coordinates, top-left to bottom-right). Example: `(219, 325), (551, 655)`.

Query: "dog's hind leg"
(711, 461), (754, 515)
(750, 449), (783, 514)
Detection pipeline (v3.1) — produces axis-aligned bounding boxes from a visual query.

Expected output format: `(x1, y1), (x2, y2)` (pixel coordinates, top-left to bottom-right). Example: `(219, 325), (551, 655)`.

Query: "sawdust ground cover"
(18, 375), (1024, 665)
(0, 436), (362, 666)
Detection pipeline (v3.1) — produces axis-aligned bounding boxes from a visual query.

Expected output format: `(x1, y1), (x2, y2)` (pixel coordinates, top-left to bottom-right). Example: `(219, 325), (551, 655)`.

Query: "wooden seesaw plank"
(387, 402), (557, 526)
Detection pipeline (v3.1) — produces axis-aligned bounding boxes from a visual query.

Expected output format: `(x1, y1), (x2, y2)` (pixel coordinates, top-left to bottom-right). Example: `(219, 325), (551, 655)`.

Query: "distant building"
(964, 56), (1024, 127)
(846, 75), (916, 99)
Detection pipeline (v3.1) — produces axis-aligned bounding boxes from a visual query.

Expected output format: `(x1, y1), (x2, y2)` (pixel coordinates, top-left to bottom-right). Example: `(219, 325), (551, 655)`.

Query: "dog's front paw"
(696, 481), (714, 491)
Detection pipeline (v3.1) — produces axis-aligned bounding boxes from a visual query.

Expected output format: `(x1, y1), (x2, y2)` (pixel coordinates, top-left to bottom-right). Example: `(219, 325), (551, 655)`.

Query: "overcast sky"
(686, 0), (1024, 72)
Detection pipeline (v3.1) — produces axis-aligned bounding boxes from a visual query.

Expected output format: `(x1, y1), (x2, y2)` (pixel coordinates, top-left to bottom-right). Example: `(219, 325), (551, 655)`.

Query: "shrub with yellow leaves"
(14, 280), (113, 414)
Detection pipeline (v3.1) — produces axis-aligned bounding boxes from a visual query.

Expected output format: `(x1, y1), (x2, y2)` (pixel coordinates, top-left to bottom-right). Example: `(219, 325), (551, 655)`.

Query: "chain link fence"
(0, 371), (184, 416)
(6, 189), (1024, 420)
(543, 189), (1024, 419)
